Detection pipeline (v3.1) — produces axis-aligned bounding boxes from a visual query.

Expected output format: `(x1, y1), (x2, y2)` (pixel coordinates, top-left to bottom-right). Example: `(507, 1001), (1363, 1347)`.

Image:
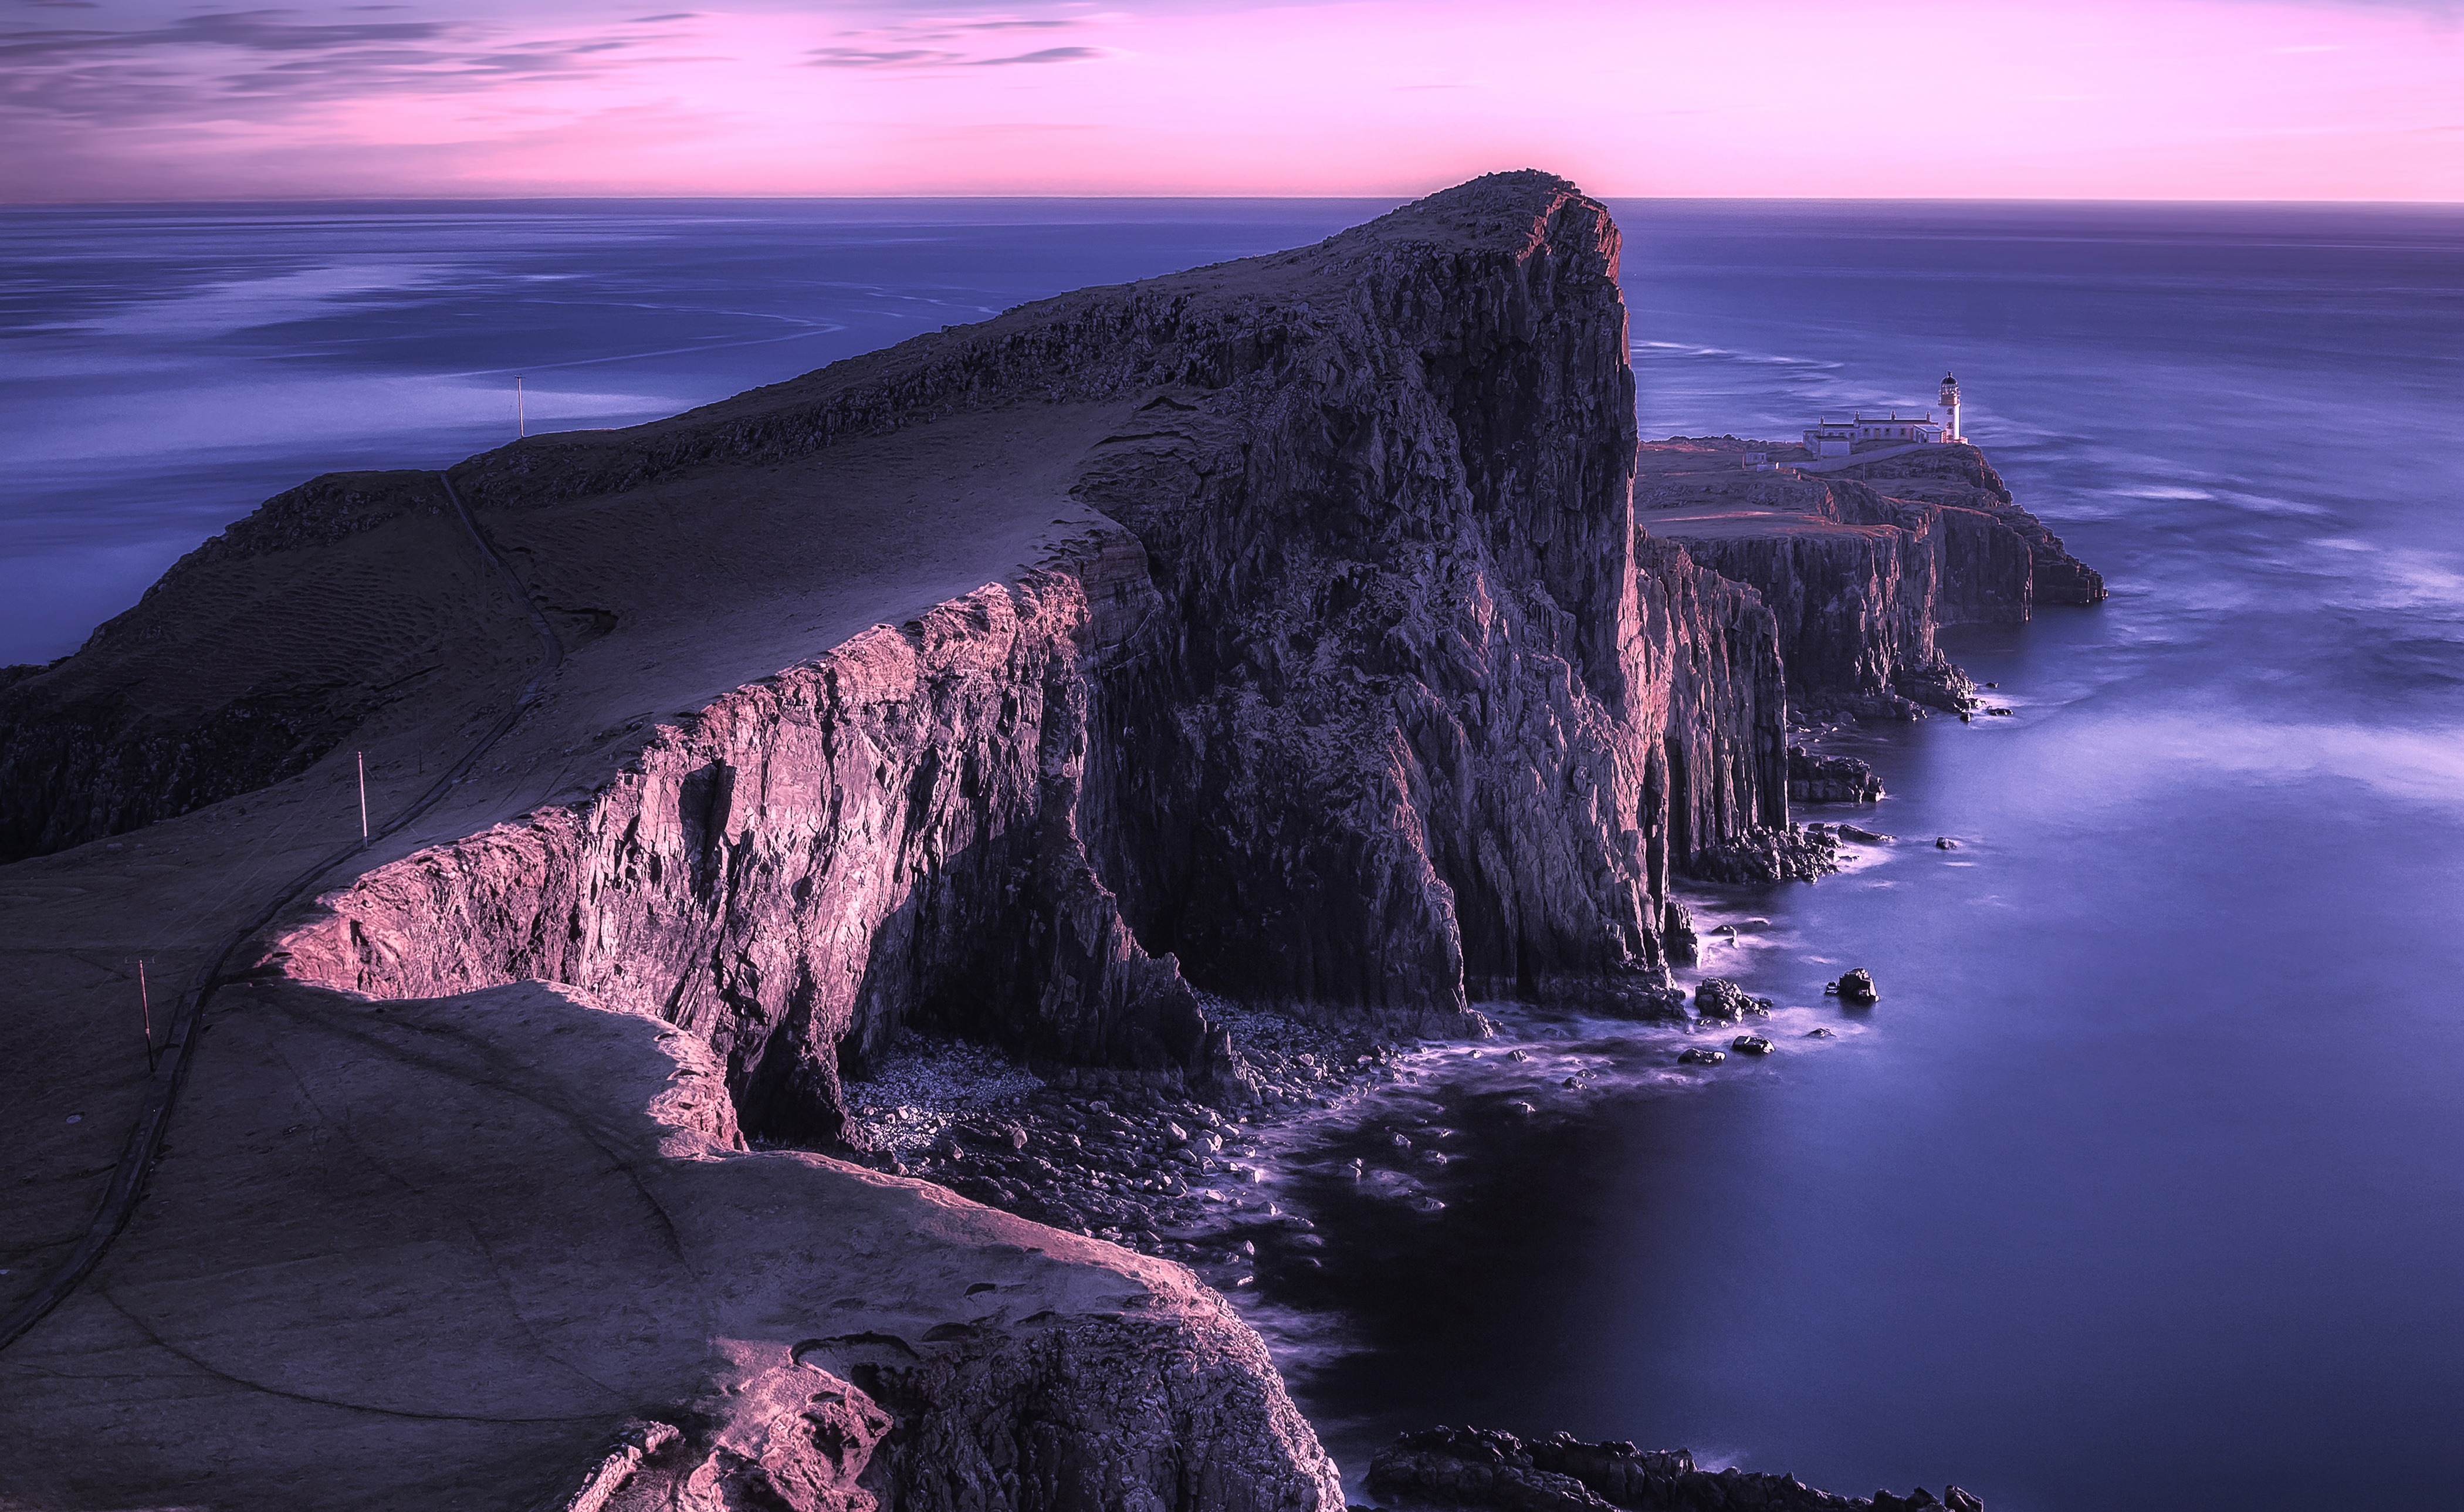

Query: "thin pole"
(357, 750), (370, 848)
(516, 376), (525, 438)
(136, 960), (155, 1075)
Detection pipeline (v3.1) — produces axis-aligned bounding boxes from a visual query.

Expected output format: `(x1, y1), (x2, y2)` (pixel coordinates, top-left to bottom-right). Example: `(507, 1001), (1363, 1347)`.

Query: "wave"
(1632, 340), (1843, 371)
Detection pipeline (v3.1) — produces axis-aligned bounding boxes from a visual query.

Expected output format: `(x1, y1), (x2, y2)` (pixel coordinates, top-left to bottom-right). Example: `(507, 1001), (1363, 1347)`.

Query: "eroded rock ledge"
(252, 170), (1806, 1144)
(1368, 1427), (1983, 1512)
(1637, 438), (2101, 721)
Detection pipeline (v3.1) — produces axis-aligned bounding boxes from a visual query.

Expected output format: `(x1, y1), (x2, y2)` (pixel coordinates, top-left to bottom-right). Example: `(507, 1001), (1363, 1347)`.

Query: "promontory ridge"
(0, 171), (2094, 1512)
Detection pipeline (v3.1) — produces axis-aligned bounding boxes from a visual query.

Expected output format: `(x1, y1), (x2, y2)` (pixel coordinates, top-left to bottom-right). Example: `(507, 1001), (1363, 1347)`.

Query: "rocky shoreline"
(837, 1005), (1389, 1287)
(831, 940), (1879, 1314)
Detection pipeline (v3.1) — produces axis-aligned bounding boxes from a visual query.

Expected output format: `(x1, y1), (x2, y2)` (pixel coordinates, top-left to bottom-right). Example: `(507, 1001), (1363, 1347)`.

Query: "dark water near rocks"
(8, 199), (2462, 1509)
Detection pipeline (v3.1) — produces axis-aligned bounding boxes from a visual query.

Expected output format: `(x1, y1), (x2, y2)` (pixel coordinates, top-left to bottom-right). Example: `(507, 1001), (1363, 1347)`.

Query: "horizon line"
(5, 192), (2460, 209)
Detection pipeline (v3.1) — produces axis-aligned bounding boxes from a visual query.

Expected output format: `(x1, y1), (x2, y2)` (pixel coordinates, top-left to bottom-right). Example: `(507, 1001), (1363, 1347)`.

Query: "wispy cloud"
(974, 44), (1103, 64)
(809, 46), (964, 68)
(807, 37), (1106, 69)
(0, 7), (702, 123)
(0, 11), (457, 62)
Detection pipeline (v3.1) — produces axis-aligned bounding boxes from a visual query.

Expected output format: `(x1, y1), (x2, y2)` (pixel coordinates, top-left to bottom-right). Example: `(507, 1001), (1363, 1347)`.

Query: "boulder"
(1787, 746), (1886, 804)
(1694, 978), (1753, 1020)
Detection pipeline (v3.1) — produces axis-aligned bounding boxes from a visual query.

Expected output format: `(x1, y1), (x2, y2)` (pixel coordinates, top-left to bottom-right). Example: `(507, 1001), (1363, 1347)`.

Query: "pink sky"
(4, 0), (2458, 201)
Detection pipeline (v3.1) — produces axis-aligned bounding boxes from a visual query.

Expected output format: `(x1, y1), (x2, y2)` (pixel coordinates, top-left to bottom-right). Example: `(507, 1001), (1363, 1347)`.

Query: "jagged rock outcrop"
(269, 532), (1234, 1144)
(1789, 746), (1883, 803)
(238, 171), (1799, 1142)
(1823, 447), (2106, 608)
(1637, 438), (2099, 719)
(1366, 1426), (1982, 1512)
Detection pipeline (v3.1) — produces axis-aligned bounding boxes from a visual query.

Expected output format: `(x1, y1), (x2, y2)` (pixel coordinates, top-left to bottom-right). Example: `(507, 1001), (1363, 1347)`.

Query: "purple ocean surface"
(5, 197), (2460, 1509)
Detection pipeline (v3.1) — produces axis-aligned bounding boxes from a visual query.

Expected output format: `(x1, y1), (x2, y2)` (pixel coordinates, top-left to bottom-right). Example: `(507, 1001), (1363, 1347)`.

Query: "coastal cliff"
(247, 170), (1798, 1152)
(2, 173), (1789, 1512)
(1637, 438), (2101, 719)
(0, 975), (1343, 1512)
(0, 174), (2093, 1512)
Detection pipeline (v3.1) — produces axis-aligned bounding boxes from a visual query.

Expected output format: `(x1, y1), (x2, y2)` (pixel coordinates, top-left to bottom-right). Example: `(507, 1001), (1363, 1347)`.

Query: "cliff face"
(249, 171), (1793, 1149)
(1052, 187), (1790, 1014)
(1825, 444), (2107, 607)
(272, 528), (1228, 1144)
(2, 176), (2085, 1512)
(1638, 440), (2101, 718)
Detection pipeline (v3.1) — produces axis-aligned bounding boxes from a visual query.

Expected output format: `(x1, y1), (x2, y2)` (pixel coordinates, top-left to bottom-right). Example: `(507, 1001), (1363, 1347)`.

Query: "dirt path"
(0, 473), (564, 1354)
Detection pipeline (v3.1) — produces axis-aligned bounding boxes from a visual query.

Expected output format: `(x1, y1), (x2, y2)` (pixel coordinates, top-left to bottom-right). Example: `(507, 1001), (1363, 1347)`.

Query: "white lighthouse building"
(1800, 373), (1967, 457)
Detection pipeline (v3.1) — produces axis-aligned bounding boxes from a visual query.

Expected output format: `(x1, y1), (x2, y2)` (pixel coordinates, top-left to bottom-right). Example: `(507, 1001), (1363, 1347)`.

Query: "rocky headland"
(0, 172), (2085, 1511)
(1636, 437), (2101, 722)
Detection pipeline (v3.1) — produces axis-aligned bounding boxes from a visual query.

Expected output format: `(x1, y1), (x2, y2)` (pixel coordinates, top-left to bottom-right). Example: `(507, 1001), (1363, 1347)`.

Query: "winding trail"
(0, 471), (564, 1355)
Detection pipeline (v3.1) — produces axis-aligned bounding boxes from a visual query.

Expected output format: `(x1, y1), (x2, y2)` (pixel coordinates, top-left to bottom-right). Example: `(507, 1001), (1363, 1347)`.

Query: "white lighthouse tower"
(1939, 371), (1964, 442)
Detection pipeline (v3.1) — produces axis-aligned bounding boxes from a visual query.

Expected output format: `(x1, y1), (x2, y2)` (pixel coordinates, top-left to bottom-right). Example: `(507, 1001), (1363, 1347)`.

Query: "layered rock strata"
(1636, 438), (2099, 719)
(1788, 746), (1884, 804)
(231, 171), (1803, 1145)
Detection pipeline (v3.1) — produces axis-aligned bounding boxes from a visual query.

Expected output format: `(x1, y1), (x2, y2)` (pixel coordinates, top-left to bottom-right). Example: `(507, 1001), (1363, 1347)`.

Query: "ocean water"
(0, 199), (1382, 665)
(6, 199), (2462, 1508)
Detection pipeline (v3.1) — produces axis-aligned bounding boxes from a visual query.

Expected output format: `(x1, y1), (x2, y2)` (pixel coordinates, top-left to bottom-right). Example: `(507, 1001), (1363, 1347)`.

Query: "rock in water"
(1788, 745), (1886, 803)
(1694, 977), (1773, 1020)
(1836, 968), (1880, 1004)
(1663, 900), (1701, 965)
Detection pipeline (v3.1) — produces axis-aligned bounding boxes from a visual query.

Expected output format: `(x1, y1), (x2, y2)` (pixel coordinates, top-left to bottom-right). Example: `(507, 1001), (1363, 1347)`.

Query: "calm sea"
(5, 198), (2461, 1510)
